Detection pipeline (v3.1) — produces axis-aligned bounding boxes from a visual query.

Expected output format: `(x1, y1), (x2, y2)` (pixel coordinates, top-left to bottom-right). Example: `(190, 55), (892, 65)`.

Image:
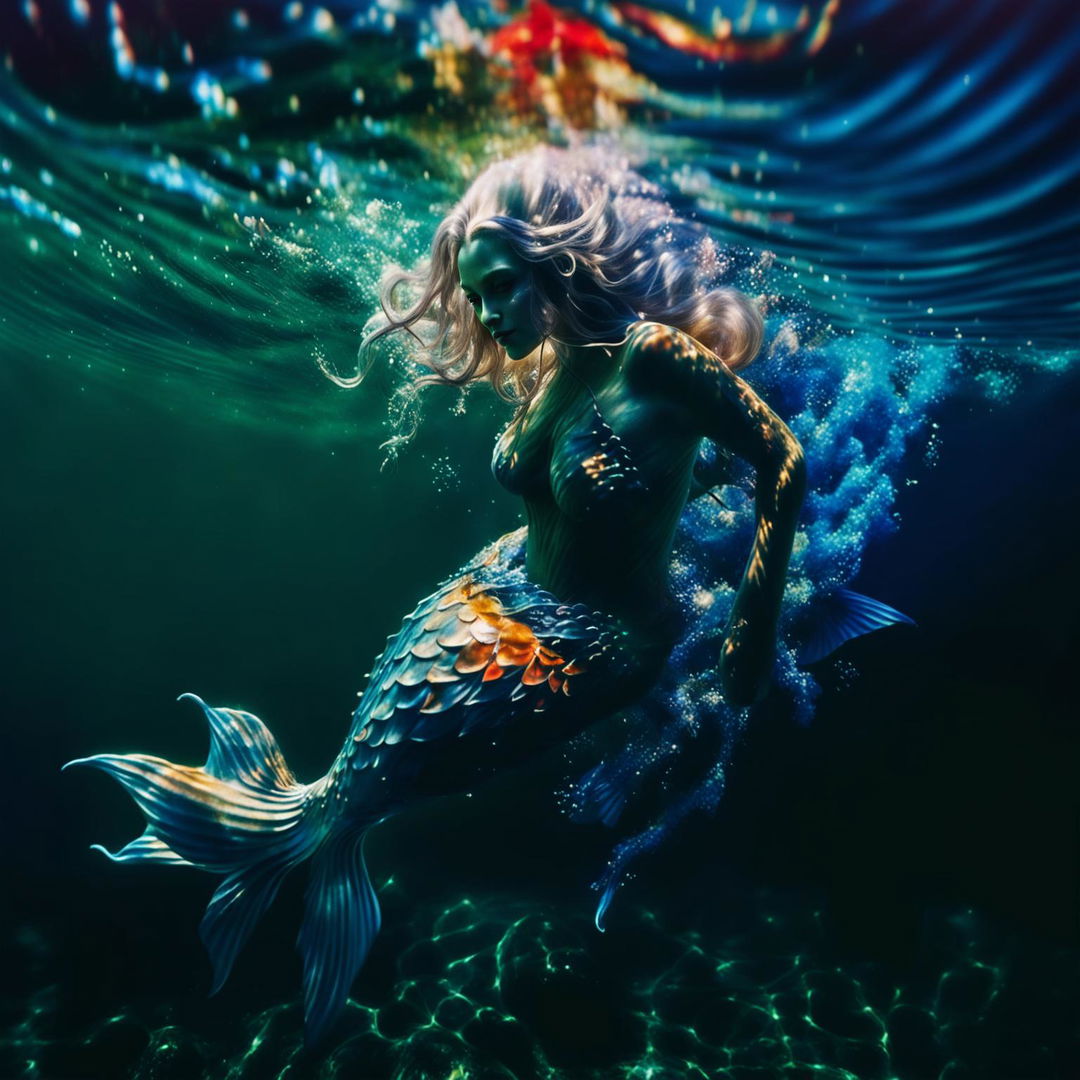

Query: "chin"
(507, 341), (542, 361)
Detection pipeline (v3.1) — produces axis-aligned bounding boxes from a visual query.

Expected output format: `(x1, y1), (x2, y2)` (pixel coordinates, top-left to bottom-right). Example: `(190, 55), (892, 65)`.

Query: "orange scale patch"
(499, 622), (539, 650)
(436, 581), (475, 611)
(465, 591), (503, 621)
(454, 640), (494, 674)
(521, 659), (549, 686)
(496, 642), (536, 668)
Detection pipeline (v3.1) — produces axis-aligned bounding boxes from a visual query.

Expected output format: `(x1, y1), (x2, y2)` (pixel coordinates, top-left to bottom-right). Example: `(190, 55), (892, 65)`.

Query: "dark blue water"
(2, 0), (1078, 1076)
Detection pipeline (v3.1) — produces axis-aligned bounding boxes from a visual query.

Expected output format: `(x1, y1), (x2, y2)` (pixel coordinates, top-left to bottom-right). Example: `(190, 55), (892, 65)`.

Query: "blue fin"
(297, 830), (381, 1047)
(570, 763), (628, 828)
(64, 694), (323, 1009)
(201, 858), (300, 995)
(799, 589), (916, 665)
(594, 877), (618, 933)
(89, 828), (192, 866)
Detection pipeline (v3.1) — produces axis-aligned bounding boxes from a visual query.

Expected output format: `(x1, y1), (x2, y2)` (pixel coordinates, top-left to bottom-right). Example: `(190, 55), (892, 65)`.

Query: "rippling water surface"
(3, 1), (1078, 1077)
(3, 0), (1075, 426)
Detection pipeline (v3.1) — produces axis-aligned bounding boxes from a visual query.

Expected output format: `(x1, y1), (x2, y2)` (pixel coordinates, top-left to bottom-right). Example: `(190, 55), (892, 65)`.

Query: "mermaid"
(65, 148), (810, 1045)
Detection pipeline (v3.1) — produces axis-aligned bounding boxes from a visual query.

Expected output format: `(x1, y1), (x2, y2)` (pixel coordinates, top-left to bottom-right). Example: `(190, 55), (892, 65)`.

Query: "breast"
(549, 399), (648, 521)
(491, 417), (551, 499)
(493, 370), (694, 526)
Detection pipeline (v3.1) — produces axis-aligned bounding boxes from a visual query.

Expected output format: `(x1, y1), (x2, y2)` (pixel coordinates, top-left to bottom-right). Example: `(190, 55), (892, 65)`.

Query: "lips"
(493, 330), (514, 345)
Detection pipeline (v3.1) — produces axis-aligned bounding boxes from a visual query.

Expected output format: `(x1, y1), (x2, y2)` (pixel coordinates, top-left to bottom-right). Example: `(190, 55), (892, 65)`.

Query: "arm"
(627, 323), (806, 706)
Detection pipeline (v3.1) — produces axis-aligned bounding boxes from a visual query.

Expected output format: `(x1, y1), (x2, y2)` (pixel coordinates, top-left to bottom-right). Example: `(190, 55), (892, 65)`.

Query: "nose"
(480, 301), (501, 331)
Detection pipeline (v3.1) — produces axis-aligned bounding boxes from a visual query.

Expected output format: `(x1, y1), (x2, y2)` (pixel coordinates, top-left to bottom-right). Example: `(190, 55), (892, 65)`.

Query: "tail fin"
(64, 693), (383, 1045)
(298, 830), (381, 1045)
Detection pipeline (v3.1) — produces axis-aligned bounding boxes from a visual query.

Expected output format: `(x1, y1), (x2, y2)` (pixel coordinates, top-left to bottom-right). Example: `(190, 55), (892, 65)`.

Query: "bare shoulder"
(621, 321), (802, 465)
(623, 321), (698, 362)
(622, 320), (731, 397)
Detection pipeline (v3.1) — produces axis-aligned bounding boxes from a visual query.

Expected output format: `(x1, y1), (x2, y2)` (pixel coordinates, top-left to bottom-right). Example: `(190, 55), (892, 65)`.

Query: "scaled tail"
(64, 693), (381, 1046)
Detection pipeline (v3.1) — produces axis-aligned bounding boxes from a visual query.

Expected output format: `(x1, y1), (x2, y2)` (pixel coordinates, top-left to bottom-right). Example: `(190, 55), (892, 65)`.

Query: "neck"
(553, 335), (625, 384)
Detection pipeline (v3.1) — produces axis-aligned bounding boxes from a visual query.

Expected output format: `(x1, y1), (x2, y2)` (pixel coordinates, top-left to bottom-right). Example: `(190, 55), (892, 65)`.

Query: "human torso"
(492, 331), (701, 648)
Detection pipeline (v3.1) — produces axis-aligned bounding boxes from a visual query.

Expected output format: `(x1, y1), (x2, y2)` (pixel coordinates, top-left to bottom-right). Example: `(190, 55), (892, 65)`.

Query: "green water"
(3, 0), (1079, 1075)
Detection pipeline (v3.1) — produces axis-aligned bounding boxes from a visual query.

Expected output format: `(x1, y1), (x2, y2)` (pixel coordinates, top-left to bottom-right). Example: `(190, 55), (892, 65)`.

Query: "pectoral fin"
(798, 588), (916, 665)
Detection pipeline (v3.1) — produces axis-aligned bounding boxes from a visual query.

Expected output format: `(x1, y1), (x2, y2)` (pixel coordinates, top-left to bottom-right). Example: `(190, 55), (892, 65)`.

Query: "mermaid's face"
(457, 232), (543, 360)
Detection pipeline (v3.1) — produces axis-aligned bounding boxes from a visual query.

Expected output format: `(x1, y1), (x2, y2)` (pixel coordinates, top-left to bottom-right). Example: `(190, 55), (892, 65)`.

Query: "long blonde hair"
(333, 147), (762, 405)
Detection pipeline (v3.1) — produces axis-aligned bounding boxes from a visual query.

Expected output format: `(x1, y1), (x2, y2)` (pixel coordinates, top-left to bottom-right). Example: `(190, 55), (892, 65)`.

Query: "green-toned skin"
(458, 236), (806, 707)
(623, 322), (807, 705)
